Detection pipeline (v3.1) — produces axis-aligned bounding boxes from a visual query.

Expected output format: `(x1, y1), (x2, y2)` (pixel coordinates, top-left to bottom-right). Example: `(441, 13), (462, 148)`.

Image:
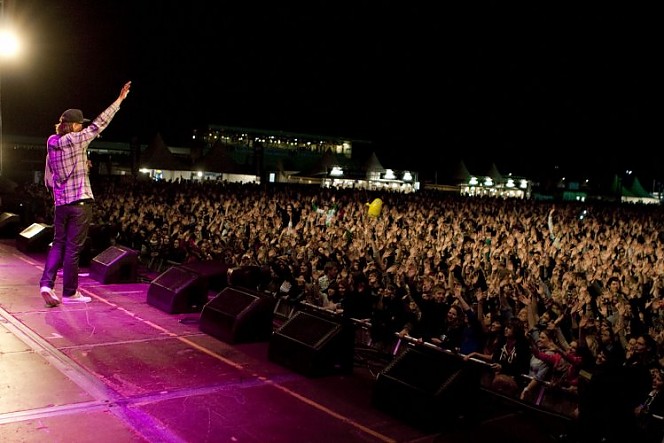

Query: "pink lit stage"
(0, 239), (567, 442)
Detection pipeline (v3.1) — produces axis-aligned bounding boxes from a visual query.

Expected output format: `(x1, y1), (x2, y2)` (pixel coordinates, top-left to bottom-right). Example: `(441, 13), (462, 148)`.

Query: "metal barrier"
(391, 333), (579, 421)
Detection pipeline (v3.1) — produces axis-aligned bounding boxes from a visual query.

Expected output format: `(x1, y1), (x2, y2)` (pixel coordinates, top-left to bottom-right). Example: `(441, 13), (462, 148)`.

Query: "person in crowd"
(489, 318), (532, 397)
(465, 313), (505, 364)
(431, 303), (466, 351)
(633, 367), (664, 443)
(625, 332), (660, 370)
(165, 237), (187, 265)
(449, 282), (486, 355)
(621, 333), (661, 423)
(596, 319), (626, 367)
(372, 283), (408, 352)
(575, 346), (637, 443)
(407, 273), (448, 344)
(317, 261), (340, 303)
(549, 337), (587, 396)
(278, 203), (301, 232)
(39, 81), (131, 306)
(521, 328), (572, 402)
(343, 271), (374, 321)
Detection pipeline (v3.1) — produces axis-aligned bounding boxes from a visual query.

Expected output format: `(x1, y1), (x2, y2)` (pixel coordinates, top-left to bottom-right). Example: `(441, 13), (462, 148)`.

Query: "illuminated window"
(330, 166), (343, 176)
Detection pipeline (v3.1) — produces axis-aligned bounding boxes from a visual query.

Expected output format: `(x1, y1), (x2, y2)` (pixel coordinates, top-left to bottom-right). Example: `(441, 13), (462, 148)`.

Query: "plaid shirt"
(47, 102), (121, 206)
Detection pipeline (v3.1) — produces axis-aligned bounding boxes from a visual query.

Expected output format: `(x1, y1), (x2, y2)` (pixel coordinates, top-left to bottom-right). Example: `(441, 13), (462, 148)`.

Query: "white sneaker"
(40, 286), (60, 307)
(62, 291), (92, 303)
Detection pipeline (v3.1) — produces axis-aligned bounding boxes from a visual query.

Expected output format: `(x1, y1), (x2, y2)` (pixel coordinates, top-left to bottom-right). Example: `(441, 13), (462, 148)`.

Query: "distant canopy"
(611, 174), (652, 198)
(139, 133), (190, 171)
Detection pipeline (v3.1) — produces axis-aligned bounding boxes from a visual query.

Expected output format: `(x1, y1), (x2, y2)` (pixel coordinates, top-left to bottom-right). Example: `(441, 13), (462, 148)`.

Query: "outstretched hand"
(119, 81), (132, 100)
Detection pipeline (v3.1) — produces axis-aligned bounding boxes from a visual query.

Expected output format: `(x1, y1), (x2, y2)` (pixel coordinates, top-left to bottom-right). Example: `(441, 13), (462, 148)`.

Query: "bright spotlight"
(0, 29), (20, 58)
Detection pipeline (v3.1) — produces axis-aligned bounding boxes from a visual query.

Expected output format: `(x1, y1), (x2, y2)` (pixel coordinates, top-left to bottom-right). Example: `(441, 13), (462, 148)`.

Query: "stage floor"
(0, 239), (569, 443)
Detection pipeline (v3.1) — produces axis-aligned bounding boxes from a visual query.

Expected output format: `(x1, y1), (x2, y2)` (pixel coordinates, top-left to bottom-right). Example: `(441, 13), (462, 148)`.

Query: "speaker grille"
(93, 246), (127, 266)
(16, 223), (53, 252)
(147, 266), (207, 314)
(19, 223), (48, 239)
(214, 289), (258, 317)
(90, 246), (138, 284)
(152, 266), (199, 292)
(0, 212), (19, 225)
(276, 311), (341, 348)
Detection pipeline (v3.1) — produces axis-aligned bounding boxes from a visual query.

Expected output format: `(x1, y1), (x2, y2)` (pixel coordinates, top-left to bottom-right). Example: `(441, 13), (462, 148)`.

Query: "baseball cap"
(60, 109), (91, 124)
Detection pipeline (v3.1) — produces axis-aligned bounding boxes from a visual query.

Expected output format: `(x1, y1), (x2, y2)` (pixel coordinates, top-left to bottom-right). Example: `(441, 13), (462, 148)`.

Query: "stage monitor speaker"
(199, 286), (276, 343)
(372, 346), (482, 430)
(16, 223), (53, 253)
(147, 265), (208, 314)
(268, 310), (350, 377)
(181, 260), (230, 293)
(90, 245), (139, 284)
(0, 212), (20, 238)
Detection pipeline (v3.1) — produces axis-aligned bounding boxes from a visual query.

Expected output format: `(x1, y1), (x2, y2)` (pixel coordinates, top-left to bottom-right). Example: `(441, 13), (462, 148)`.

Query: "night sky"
(2, 1), (659, 184)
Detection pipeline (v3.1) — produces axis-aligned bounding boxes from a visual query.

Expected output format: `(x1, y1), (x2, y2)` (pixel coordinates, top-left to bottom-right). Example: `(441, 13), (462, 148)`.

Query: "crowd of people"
(14, 176), (664, 442)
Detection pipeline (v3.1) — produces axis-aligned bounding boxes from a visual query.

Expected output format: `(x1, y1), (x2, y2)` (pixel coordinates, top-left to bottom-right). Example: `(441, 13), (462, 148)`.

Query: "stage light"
(0, 4), (22, 177)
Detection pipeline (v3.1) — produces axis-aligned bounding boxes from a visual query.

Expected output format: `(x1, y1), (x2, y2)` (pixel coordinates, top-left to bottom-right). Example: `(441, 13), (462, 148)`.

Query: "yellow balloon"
(367, 198), (383, 218)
